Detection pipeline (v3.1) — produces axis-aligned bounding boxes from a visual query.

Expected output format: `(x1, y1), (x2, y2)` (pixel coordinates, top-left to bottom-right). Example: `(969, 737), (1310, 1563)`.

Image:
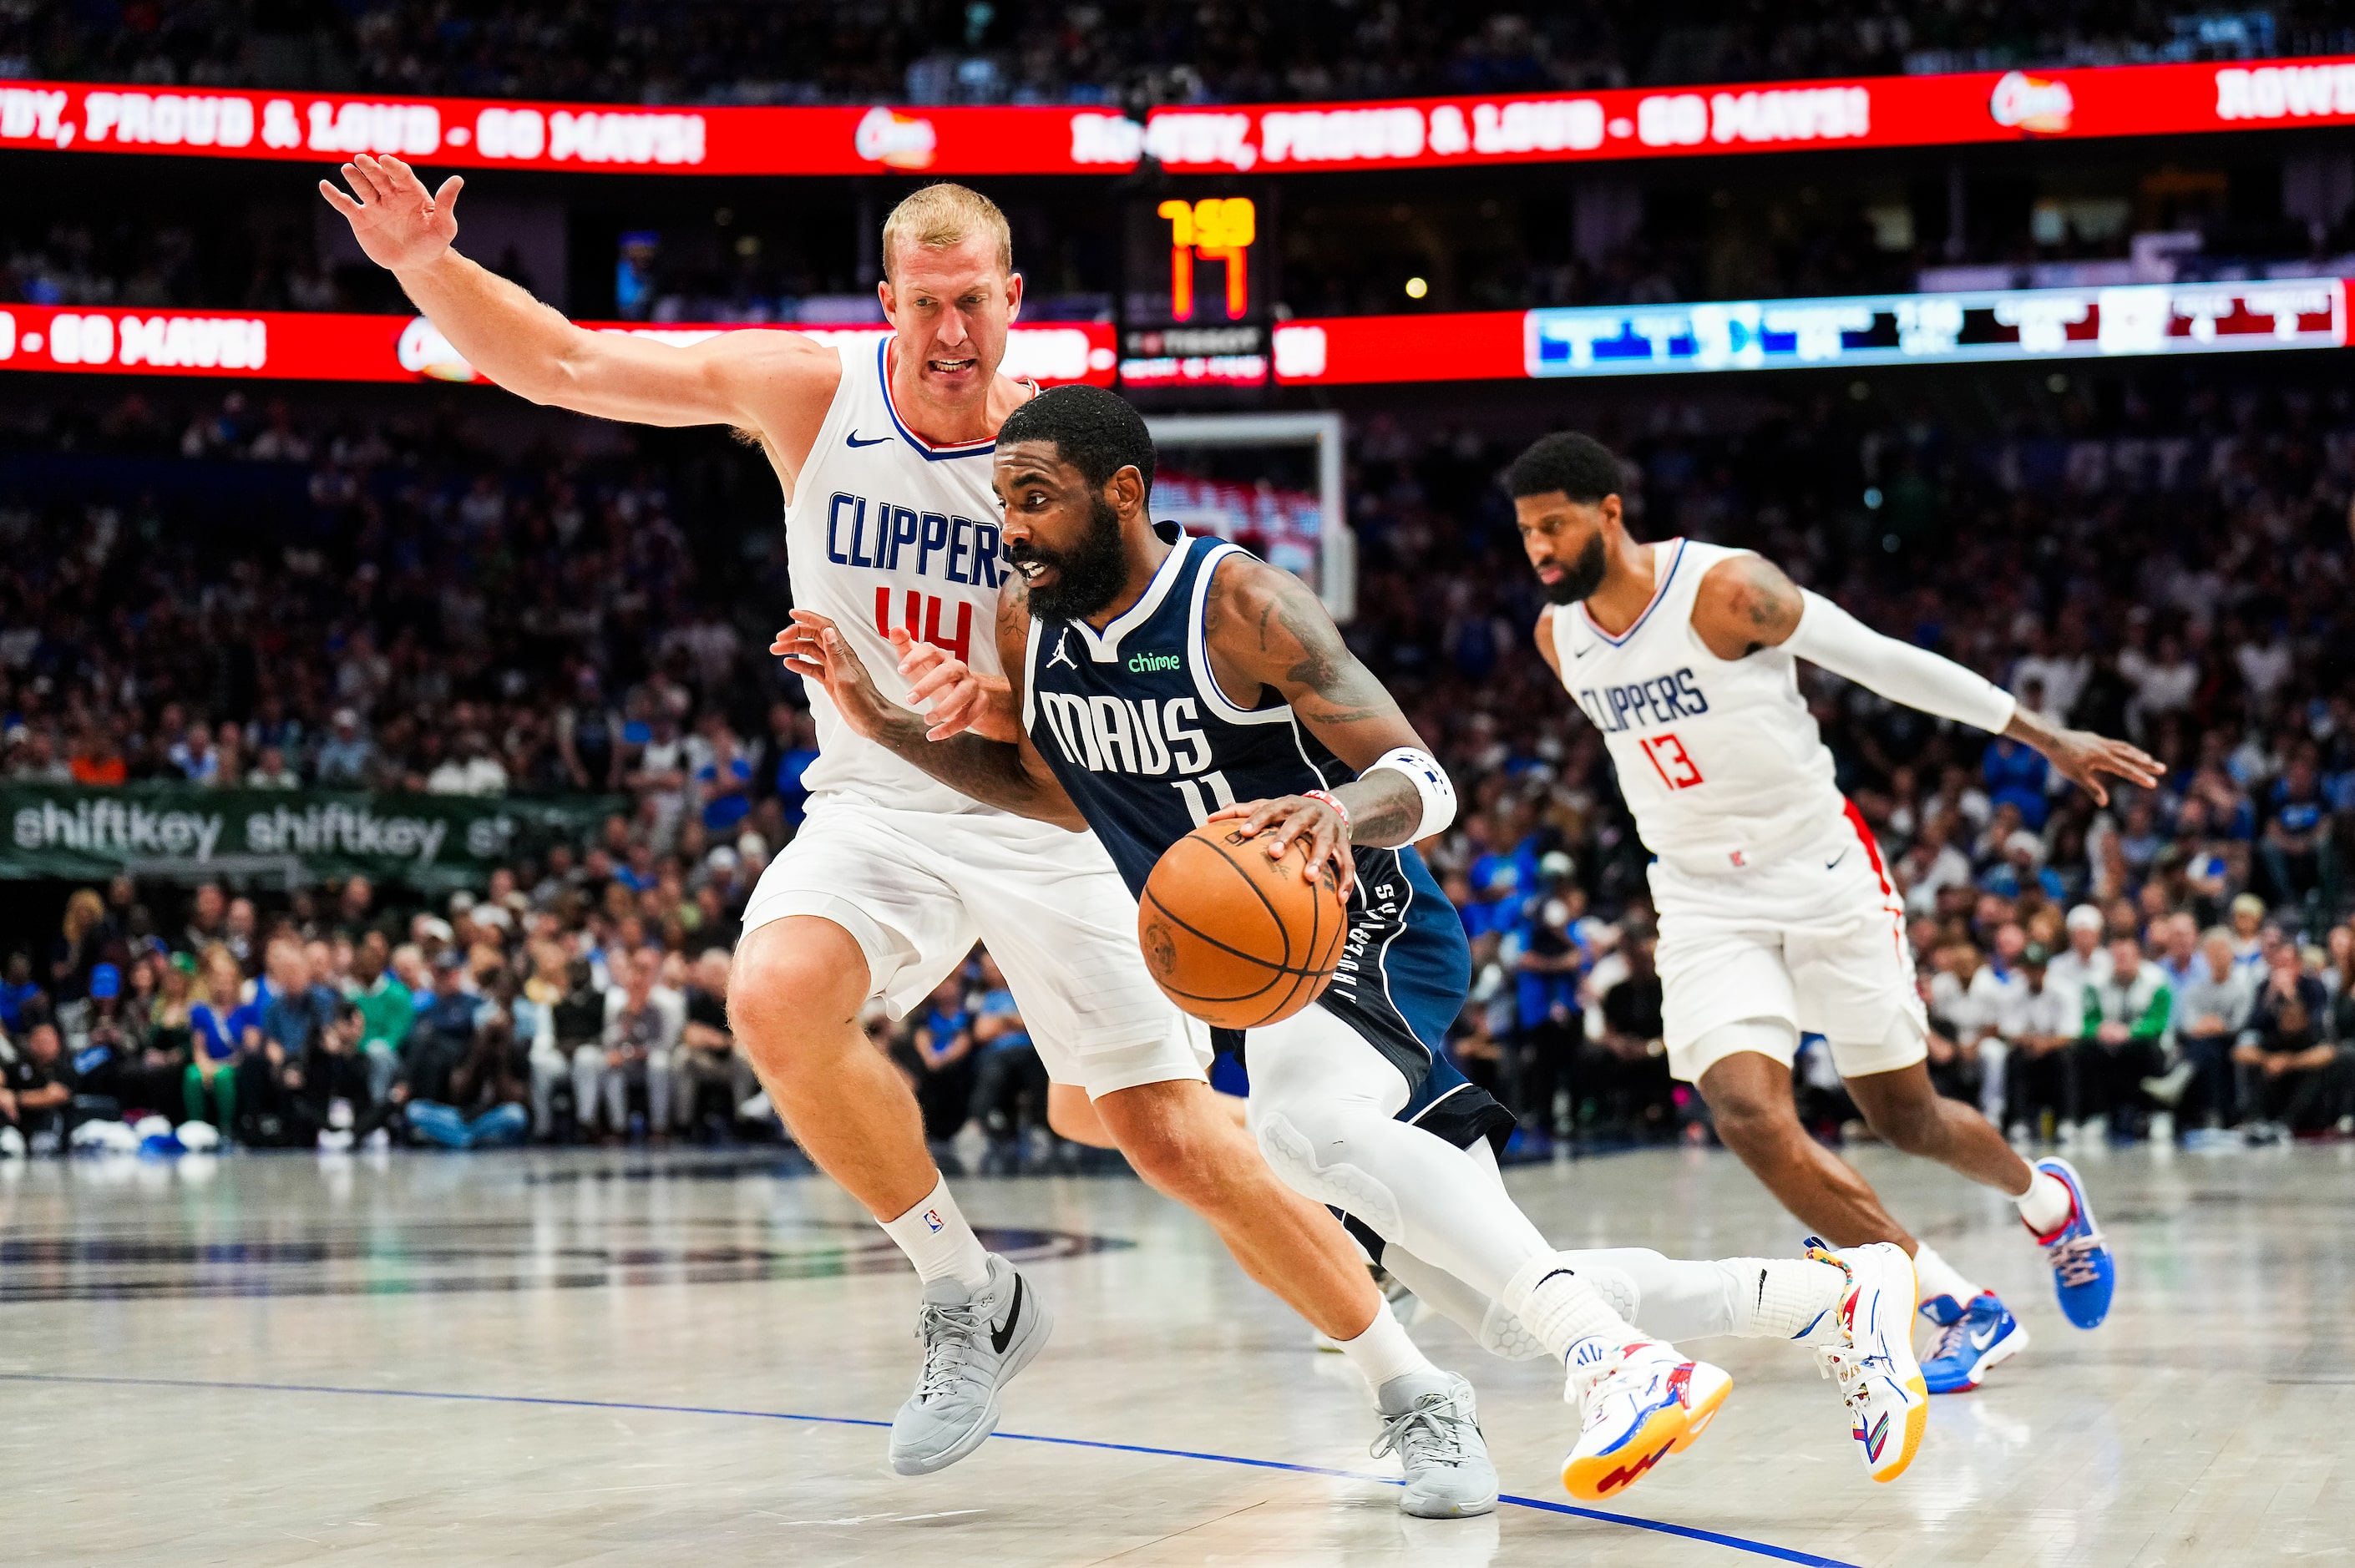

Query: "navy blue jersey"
(1022, 524), (1507, 1148)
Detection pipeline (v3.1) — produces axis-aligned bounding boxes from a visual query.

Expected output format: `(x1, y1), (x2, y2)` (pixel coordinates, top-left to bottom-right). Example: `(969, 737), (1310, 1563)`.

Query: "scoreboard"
(1122, 193), (1272, 391)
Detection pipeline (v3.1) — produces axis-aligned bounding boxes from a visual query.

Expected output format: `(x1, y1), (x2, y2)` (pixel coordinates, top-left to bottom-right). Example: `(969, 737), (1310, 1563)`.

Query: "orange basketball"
(1137, 822), (1349, 1029)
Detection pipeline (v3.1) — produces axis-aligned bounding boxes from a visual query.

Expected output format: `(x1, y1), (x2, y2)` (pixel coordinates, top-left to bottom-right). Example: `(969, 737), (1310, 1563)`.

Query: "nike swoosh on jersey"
(1573, 645), (1594, 659)
(847, 432), (894, 448)
(1825, 848), (1849, 870)
(991, 1276), (1027, 1355)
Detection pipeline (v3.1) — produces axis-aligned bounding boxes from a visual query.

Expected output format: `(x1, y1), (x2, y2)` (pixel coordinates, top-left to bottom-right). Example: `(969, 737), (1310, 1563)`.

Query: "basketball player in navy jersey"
(1510, 431), (2159, 1393)
(782, 385), (1939, 1499)
(323, 158), (1513, 1506)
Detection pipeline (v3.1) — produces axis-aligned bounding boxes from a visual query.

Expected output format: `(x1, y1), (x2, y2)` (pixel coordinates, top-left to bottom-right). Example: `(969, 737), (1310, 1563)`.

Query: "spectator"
(2074, 933), (2171, 1141)
(592, 948), (681, 1140)
(2045, 903), (2112, 1003)
(0, 1022), (73, 1155)
(280, 997), (378, 1148)
(1998, 944), (2080, 1142)
(537, 957), (611, 1141)
(185, 943), (250, 1135)
(345, 931), (413, 1105)
(2145, 926), (2256, 1130)
(675, 948), (756, 1135)
(695, 723), (754, 835)
(178, 882), (227, 956)
(896, 974), (975, 1167)
(0, 952), (44, 1034)
(48, 887), (114, 1016)
(965, 952), (1049, 1170)
(2234, 946), (2351, 1141)
(408, 1007), (532, 1149)
(427, 731), (509, 796)
(408, 949), (486, 1107)
(1592, 931), (1674, 1136)
(315, 709), (375, 786)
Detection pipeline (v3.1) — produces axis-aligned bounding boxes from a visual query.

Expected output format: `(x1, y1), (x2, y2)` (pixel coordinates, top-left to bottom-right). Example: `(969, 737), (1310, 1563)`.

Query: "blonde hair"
(880, 183), (1013, 281)
(63, 887), (104, 942)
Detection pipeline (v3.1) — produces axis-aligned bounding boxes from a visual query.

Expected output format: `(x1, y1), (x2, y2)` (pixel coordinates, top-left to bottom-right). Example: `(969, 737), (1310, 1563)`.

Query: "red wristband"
(1304, 789), (1351, 831)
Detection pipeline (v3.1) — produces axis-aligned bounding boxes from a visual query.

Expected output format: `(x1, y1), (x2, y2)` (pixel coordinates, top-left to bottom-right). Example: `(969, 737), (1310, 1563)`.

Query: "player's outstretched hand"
(891, 631), (1015, 742)
(1211, 795), (1355, 895)
(771, 611), (890, 736)
(2034, 725), (2165, 808)
(318, 154), (464, 272)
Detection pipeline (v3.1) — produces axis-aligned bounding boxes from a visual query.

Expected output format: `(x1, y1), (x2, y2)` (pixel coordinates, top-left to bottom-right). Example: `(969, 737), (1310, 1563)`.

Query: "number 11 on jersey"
(1171, 770), (1238, 826)
(1638, 732), (1704, 790)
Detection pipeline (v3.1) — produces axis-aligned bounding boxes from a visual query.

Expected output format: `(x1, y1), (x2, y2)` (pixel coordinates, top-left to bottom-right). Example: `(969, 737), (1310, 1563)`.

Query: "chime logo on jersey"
(823, 491), (1005, 587)
(1573, 666), (1710, 734)
(1033, 691), (1214, 779)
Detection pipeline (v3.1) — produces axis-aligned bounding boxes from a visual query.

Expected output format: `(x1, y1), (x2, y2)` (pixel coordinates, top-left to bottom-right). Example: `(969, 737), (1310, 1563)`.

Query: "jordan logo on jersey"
(1046, 629), (1077, 671)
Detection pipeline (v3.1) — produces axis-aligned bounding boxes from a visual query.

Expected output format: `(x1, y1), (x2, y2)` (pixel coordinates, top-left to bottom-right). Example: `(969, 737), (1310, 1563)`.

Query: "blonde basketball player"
(321, 158), (1502, 1514)
(1511, 432), (2155, 1394)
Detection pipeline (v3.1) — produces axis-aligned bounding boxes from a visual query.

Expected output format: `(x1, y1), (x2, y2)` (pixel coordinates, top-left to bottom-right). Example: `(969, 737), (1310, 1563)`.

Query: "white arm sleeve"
(1784, 589), (2017, 735)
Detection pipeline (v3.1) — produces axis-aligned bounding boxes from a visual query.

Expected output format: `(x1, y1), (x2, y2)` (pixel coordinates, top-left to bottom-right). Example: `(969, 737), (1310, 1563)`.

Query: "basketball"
(1137, 822), (1349, 1029)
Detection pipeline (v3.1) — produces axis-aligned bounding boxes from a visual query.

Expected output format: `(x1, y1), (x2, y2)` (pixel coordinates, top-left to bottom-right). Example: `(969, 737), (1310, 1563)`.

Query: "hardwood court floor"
(3, 1140), (2350, 1566)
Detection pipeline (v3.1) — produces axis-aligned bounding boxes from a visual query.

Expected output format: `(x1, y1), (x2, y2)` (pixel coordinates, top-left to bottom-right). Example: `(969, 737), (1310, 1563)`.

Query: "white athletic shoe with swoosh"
(889, 1252), (1054, 1475)
(1807, 1238), (1929, 1483)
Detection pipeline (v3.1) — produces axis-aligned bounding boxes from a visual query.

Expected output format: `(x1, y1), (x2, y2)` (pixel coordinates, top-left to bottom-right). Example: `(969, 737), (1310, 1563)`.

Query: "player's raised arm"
(1692, 552), (2164, 806)
(771, 591), (1086, 831)
(321, 154), (836, 443)
(1202, 555), (1456, 887)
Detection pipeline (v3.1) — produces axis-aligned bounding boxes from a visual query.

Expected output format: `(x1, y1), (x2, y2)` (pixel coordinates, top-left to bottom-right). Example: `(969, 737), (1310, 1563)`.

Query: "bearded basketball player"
(1510, 432), (2155, 1393)
(786, 384), (1939, 1499)
(321, 158), (1500, 1510)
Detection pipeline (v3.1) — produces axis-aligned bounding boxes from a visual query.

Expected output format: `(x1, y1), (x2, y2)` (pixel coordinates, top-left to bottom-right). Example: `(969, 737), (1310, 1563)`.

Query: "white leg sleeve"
(1244, 1007), (1551, 1302)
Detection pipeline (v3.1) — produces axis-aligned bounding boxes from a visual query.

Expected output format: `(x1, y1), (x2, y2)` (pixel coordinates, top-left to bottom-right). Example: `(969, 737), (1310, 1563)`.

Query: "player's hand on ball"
(1211, 795), (1355, 895)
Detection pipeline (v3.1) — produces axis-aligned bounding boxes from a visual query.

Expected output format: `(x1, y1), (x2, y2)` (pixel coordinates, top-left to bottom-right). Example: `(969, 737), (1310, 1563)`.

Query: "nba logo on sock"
(922, 1208), (944, 1232)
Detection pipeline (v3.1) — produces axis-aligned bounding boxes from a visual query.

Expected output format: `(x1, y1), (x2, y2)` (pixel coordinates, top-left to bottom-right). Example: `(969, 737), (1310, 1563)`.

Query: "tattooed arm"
(1691, 551), (2163, 804)
(1200, 554), (1436, 888)
(769, 586), (1088, 831)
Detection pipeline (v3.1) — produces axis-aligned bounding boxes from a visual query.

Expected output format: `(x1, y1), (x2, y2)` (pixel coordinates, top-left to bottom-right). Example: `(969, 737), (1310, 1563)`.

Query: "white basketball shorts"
(1650, 801), (1927, 1085)
(740, 790), (1212, 1098)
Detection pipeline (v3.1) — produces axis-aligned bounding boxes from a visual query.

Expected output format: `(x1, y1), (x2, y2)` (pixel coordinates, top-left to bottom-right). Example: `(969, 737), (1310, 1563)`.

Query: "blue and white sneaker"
(2025, 1156), (2114, 1328)
(1919, 1292), (2029, 1393)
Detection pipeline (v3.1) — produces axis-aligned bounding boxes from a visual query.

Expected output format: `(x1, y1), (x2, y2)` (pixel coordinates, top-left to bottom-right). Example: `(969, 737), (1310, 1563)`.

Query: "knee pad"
(1253, 1110), (1404, 1237)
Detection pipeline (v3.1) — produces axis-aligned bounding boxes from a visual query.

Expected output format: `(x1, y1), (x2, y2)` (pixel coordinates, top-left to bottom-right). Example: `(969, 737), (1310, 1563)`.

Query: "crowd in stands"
(0, 863), (1071, 1162)
(8, 355), (2355, 1157)
(5, 1), (2349, 109)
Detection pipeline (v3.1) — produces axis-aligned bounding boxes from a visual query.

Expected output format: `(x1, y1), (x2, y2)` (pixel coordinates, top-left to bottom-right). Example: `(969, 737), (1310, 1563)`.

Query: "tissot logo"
(1126, 651), (1182, 672)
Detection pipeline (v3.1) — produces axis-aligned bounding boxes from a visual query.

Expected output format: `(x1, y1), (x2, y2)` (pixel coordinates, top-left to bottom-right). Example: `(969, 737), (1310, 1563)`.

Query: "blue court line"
(0, 1372), (1856, 1567)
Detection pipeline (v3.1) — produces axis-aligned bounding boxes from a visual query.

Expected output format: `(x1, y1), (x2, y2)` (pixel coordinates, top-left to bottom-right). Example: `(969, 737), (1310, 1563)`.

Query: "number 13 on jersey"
(1638, 732), (1704, 790)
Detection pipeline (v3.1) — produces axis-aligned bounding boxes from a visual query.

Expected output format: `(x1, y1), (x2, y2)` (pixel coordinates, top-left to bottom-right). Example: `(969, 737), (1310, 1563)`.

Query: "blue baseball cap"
(89, 963), (122, 1000)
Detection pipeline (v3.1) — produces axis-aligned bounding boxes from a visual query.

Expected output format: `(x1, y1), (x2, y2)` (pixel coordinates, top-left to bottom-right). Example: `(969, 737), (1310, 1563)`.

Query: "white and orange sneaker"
(1806, 1238), (1929, 1484)
(1559, 1337), (1733, 1501)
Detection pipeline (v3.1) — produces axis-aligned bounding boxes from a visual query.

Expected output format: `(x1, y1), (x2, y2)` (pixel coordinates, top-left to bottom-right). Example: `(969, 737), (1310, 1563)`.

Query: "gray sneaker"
(889, 1253), (1053, 1475)
(1371, 1371), (1497, 1518)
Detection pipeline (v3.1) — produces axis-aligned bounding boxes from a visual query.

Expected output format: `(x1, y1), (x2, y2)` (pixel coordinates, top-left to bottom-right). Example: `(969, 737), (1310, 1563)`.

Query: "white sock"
(1719, 1257), (1850, 1346)
(1333, 1302), (1437, 1390)
(1911, 1242), (1979, 1308)
(1503, 1252), (1645, 1360)
(2014, 1169), (2074, 1235)
(877, 1175), (990, 1287)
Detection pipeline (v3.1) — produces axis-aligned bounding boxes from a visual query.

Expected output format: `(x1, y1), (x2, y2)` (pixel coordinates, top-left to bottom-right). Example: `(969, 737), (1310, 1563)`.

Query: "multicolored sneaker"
(1920, 1291), (2029, 1393)
(1806, 1238), (1929, 1484)
(2026, 1156), (2114, 1329)
(1559, 1337), (1732, 1501)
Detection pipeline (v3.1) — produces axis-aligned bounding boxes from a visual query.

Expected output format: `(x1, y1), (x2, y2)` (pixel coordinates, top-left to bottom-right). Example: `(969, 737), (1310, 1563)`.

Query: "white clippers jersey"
(784, 336), (1027, 815)
(1547, 539), (1846, 873)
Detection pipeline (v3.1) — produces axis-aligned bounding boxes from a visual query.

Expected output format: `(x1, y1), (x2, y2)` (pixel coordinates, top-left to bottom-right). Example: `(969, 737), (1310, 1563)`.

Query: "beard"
(1539, 534), (1608, 604)
(1010, 495), (1131, 621)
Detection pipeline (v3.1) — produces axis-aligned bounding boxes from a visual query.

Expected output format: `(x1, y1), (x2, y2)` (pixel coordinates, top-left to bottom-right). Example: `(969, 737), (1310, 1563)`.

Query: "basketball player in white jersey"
(1509, 432), (2155, 1390)
(319, 158), (1507, 1512)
